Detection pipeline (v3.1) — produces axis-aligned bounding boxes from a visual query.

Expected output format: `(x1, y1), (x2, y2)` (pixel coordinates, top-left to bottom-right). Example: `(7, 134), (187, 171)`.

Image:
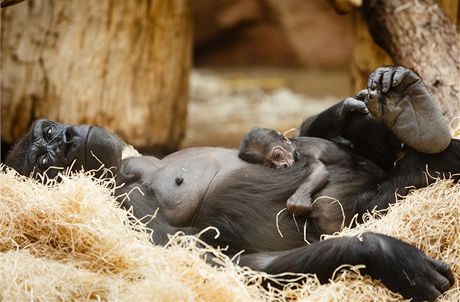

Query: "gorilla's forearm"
(238, 233), (370, 279)
(238, 232), (454, 302)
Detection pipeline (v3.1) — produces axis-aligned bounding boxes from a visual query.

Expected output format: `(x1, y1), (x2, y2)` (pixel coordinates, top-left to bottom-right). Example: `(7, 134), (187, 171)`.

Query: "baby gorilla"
(239, 127), (384, 220)
(239, 128), (298, 169)
(239, 127), (330, 216)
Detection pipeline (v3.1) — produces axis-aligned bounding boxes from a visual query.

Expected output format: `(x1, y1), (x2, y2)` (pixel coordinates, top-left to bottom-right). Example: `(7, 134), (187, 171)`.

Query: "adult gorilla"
(4, 66), (458, 301)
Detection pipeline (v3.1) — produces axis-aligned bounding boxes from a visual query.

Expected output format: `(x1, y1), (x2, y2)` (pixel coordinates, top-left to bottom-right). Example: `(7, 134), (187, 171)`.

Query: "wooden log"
(0, 0), (25, 8)
(1, 0), (192, 153)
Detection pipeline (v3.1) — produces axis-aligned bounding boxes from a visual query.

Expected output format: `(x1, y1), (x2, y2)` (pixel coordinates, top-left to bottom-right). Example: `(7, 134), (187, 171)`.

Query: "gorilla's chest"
(150, 159), (216, 226)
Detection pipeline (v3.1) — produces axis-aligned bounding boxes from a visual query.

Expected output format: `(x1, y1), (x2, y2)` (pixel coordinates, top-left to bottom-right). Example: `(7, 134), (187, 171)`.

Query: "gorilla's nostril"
(62, 128), (74, 158)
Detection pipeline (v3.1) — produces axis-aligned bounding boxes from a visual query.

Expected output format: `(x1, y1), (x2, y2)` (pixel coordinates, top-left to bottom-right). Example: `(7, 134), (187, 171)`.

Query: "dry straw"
(1, 129), (459, 301)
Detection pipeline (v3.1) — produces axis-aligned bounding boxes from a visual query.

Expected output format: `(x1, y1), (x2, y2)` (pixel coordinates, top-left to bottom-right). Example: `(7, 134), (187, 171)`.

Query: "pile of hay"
(0, 161), (459, 301)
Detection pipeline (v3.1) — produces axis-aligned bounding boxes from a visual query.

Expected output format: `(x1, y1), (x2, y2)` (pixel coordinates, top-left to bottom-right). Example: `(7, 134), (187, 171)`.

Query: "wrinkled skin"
(4, 66), (458, 302)
(365, 66), (450, 153)
(339, 67), (450, 154)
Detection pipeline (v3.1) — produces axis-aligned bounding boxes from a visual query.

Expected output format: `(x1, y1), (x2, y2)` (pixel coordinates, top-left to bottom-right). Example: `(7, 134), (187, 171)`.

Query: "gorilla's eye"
(38, 155), (49, 170)
(43, 127), (53, 141)
(273, 149), (284, 160)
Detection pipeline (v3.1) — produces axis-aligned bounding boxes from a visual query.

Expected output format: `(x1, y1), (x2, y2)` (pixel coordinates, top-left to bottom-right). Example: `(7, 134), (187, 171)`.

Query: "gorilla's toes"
(365, 66), (451, 154)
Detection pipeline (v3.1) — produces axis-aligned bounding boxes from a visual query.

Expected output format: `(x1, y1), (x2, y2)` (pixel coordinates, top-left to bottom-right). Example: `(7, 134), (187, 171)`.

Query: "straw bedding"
(0, 143), (459, 301)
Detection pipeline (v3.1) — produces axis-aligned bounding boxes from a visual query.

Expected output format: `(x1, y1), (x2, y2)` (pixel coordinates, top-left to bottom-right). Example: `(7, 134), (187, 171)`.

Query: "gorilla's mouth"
(83, 125), (124, 173)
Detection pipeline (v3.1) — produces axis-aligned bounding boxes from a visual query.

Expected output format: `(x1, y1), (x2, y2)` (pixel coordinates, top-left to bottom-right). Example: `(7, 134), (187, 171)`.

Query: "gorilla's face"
(5, 119), (125, 178)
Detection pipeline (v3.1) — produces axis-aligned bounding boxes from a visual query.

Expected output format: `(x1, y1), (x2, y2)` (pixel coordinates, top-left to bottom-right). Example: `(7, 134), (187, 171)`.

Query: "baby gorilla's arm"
(286, 157), (329, 216)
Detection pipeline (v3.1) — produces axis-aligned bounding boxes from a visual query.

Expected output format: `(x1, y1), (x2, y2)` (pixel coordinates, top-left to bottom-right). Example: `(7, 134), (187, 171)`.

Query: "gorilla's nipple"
(175, 176), (184, 185)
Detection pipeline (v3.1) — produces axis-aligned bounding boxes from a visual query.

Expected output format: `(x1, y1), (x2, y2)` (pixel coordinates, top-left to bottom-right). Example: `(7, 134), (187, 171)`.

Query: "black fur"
(195, 159), (311, 254)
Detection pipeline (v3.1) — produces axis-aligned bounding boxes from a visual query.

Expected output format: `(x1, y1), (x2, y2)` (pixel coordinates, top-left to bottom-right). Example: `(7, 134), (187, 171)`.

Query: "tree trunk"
(350, 13), (393, 94)
(360, 0), (459, 121)
(1, 0), (192, 154)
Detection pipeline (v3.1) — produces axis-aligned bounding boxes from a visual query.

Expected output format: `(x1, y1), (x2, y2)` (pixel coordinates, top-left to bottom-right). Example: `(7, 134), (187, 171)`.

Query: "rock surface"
(193, 0), (353, 67)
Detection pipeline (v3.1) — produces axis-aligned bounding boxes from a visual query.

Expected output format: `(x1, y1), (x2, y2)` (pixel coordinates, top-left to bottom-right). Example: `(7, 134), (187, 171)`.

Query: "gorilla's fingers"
(365, 90), (382, 119)
(381, 70), (393, 93)
(368, 67), (395, 92)
(368, 70), (377, 90)
(374, 71), (384, 90)
(391, 66), (410, 87)
(421, 285), (442, 302)
(434, 276), (453, 293)
(429, 258), (455, 288)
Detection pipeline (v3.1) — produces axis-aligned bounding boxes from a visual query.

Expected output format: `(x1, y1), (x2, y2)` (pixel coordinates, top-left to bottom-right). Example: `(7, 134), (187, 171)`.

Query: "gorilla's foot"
(365, 66), (451, 153)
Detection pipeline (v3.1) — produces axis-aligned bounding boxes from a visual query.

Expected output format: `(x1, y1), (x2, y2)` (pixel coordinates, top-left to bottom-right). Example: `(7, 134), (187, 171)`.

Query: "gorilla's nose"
(61, 127), (75, 159)
(63, 127), (74, 144)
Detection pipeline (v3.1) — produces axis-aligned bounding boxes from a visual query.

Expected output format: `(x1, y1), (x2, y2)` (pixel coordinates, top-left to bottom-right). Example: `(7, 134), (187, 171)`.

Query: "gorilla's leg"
(366, 66), (451, 154)
(299, 91), (402, 169)
(299, 66), (452, 167)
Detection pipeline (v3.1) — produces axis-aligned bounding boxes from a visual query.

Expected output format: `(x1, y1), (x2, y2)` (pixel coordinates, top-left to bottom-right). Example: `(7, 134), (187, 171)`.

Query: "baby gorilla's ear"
(238, 132), (253, 160)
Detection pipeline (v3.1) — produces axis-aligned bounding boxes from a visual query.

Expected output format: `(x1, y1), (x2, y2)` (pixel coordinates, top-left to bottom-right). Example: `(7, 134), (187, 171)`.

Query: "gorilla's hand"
(286, 193), (312, 216)
(365, 66), (451, 153)
(363, 233), (454, 302)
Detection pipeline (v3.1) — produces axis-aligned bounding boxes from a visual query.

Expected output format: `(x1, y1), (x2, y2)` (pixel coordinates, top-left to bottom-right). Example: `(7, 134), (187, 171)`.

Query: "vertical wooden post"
(1, 0), (192, 153)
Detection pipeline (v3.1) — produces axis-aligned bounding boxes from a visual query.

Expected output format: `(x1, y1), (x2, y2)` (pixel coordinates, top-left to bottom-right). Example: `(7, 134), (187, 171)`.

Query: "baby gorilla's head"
(239, 127), (297, 168)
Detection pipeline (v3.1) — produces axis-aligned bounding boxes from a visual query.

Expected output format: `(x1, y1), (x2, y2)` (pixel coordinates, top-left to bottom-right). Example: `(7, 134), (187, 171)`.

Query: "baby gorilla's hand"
(365, 66), (451, 153)
(287, 193), (313, 216)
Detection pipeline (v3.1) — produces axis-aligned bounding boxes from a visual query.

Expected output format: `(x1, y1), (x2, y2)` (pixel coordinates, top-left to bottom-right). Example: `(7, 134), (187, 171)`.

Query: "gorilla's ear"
(4, 129), (34, 176)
